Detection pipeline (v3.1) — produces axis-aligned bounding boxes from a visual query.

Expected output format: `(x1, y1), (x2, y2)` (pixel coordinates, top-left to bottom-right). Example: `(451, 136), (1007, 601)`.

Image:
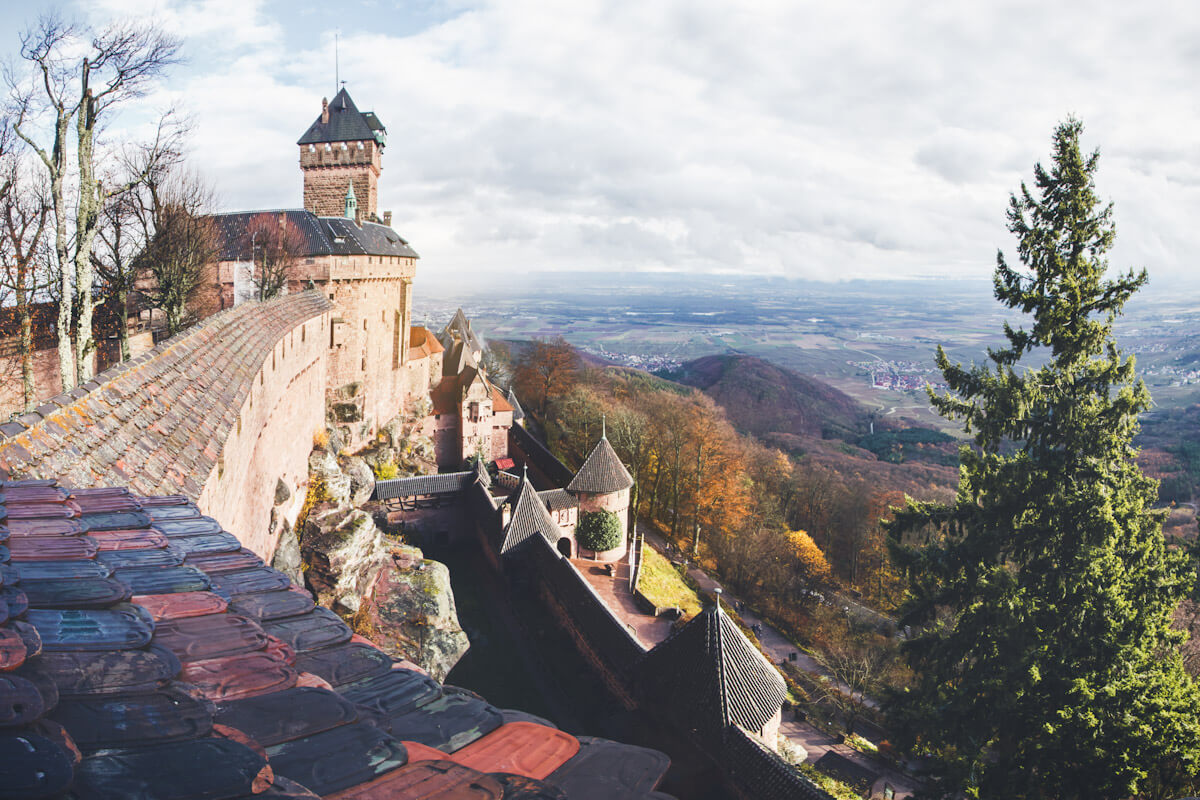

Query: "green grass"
(637, 546), (702, 619)
(797, 762), (865, 800)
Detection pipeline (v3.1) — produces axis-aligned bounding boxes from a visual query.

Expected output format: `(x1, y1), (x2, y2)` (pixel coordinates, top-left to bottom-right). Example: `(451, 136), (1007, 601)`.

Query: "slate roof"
(211, 210), (419, 261)
(0, 293), (332, 496)
(499, 473), (562, 555)
(373, 472), (473, 500)
(538, 489), (577, 513)
(0, 477), (671, 798)
(296, 88), (385, 146)
(638, 597), (787, 734)
(567, 436), (633, 495)
(507, 389), (525, 422)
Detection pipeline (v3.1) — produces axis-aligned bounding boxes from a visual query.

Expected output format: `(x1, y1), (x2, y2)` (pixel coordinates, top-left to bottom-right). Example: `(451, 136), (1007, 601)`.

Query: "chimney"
(382, 211), (392, 227)
(321, 97), (329, 124)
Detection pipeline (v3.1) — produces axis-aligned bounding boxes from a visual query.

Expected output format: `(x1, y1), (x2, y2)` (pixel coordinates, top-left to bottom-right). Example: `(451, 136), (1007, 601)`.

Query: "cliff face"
(294, 434), (469, 680)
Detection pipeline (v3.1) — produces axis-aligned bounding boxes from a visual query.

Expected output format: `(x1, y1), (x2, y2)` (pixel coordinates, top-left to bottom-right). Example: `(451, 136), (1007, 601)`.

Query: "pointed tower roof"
(297, 88), (386, 146)
(506, 389), (525, 422)
(499, 470), (561, 555)
(638, 594), (787, 734)
(567, 435), (633, 494)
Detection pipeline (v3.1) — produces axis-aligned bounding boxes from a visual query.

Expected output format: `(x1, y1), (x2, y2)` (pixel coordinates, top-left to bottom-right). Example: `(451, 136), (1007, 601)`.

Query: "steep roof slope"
(500, 473), (561, 555)
(567, 437), (633, 494)
(638, 598), (787, 734)
(211, 210), (418, 261)
(296, 88), (384, 145)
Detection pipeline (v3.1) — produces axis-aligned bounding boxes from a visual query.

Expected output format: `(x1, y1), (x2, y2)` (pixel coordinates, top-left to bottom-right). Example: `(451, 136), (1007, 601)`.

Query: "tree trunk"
(117, 288), (130, 361)
(18, 289), (35, 411)
(74, 89), (100, 383)
(50, 117), (74, 391)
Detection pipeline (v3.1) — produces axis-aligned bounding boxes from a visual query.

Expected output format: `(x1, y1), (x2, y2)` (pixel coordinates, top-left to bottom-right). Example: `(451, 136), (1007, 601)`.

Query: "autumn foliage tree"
(513, 336), (579, 417)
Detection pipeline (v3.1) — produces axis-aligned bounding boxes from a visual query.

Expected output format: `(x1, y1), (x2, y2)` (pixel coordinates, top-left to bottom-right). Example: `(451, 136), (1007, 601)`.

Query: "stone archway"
(557, 537), (574, 558)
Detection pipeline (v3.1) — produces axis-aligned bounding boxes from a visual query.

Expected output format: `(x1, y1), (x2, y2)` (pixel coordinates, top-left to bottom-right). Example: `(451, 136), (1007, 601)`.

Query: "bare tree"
(8, 13), (180, 388)
(134, 169), (216, 337)
(806, 630), (896, 738)
(93, 188), (143, 361)
(9, 15), (79, 391)
(0, 123), (52, 411)
(243, 212), (304, 301)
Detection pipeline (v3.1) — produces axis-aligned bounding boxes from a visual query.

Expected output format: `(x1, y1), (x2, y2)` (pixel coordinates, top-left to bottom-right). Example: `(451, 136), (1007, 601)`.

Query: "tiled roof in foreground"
(0, 292), (332, 497)
(0, 478), (674, 799)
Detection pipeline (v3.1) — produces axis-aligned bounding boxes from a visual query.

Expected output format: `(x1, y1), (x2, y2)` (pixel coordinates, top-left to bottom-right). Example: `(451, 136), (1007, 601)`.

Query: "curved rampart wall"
(0, 291), (333, 558)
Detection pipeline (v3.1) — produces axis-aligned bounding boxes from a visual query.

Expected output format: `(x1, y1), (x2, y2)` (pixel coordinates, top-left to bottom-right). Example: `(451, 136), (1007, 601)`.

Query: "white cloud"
(7, 0), (1198, 282)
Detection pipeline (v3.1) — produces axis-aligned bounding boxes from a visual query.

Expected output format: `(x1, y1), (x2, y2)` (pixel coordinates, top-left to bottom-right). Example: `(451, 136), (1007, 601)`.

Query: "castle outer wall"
(0, 293), (333, 561)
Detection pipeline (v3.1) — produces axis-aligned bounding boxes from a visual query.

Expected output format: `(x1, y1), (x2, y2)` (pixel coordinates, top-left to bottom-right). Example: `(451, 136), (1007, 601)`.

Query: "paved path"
(638, 523), (923, 798)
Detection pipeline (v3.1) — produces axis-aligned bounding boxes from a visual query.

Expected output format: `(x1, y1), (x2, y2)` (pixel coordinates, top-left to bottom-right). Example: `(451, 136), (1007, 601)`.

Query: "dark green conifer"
(888, 118), (1200, 799)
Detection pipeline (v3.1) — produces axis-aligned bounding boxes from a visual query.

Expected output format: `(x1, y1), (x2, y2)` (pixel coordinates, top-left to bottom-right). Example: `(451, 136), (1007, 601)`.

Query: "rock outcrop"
(299, 432), (469, 679)
(354, 545), (471, 682)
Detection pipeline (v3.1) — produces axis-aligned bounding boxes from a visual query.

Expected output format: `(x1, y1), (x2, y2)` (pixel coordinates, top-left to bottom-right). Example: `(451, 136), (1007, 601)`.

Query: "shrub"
(577, 510), (622, 552)
(374, 462), (398, 480)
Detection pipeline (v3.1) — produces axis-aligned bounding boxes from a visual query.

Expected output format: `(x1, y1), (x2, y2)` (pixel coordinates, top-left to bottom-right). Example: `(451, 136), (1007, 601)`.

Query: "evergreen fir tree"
(888, 118), (1200, 799)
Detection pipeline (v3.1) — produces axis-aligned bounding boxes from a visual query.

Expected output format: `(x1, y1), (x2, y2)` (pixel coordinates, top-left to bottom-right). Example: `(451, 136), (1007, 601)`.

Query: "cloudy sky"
(2, 0), (1198, 286)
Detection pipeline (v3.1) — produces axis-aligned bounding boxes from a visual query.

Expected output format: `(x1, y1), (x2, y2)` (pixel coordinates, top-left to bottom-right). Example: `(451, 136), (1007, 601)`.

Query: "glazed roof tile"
(0, 293), (332, 496)
(566, 437), (633, 494)
(0, 478), (672, 797)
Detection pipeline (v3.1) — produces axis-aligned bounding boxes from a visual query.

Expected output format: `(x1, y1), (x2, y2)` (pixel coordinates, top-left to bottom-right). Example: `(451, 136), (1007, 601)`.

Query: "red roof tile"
(447, 722), (581, 780)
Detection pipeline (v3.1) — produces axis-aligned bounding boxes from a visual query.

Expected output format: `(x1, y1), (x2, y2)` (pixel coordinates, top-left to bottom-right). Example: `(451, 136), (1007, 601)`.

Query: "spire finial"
(601, 414), (607, 440)
(344, 181), (358, 220)
(523, 462), (528, 481)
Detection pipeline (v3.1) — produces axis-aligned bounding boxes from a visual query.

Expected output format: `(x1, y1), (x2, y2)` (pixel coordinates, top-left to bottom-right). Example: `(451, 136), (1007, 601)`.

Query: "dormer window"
(357, 141), (364, 150)
(324, 143), (332, 152)
(308, 144), (315, 153)
(340, 142), (348, 151)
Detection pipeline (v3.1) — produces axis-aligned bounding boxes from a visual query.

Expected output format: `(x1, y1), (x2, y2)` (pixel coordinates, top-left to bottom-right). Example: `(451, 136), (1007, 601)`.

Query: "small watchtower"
(297, 88), (386, 220)
(567, 428), (634, 561)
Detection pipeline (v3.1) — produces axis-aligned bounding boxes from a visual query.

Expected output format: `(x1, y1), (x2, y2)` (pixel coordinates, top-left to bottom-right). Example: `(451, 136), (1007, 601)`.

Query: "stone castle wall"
(324, 270), (415, 445)
(0, 292), (333, 561)
(300, 140), (381, 219)
(198, 312), (329, 557)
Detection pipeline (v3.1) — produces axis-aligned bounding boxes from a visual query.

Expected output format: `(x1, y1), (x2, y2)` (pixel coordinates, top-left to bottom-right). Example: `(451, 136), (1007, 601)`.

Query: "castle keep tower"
(297, 89), (386, 220)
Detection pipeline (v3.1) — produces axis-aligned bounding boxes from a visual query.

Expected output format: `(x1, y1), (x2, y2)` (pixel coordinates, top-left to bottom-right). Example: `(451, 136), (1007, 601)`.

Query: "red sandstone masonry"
(0, 292), (333, 558)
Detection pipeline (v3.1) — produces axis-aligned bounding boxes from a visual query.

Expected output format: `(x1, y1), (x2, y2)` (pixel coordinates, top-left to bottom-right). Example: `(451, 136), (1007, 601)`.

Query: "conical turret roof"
(567, 435), (633, 494)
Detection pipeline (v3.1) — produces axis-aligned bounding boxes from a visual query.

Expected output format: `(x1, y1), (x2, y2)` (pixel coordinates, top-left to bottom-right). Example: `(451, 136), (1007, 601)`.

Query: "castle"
(208, 89), (512, 463)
